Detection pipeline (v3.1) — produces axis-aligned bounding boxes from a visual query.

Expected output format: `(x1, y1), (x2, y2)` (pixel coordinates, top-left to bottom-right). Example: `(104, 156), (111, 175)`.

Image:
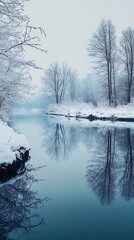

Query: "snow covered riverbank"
(0, 120), (30, 164)
(45, 102), (134, 122)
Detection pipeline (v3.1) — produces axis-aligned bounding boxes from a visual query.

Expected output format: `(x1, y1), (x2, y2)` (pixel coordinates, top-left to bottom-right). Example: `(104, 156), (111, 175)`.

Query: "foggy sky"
(24, 0), (134, 82)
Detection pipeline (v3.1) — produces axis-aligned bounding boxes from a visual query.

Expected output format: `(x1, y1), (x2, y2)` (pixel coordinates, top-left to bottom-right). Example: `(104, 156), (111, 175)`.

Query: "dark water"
(4, 110), (134, 240)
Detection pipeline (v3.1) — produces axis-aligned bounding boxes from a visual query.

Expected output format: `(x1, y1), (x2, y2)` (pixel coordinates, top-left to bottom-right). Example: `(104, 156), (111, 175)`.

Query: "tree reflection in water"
(68, 126), (78, 151)
(86, 128), (116, 205)
(0, 163), (47, 240)
(43, 118), (134, 205)
(44, 123), (71, 160)
(120, 128), (134, 200)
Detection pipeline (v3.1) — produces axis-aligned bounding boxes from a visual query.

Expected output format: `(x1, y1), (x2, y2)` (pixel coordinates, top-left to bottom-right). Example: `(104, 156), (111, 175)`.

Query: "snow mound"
(0, 120), (30, 164)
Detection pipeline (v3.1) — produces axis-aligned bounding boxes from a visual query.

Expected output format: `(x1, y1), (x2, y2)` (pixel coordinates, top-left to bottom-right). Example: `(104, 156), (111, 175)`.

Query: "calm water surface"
(6, 110), (134, 240)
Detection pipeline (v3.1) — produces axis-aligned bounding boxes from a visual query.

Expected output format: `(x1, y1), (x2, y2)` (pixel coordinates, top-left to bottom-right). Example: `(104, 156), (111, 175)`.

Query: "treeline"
(42, 62), (95, 105)
(43, 20), (134, 107)
(88, 19), (134, 106)
(0, 0), (45, 120)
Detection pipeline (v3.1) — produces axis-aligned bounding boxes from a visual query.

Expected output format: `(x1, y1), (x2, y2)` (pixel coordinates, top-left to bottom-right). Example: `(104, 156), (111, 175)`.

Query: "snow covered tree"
(88, 20), (117, 106)
(42, 62), (70, 104)
(0, 0), (46, 119)
(120, 27), (134, 103)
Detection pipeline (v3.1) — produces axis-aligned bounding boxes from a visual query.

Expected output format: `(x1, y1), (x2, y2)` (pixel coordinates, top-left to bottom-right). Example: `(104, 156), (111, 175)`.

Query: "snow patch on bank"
(48, 114), (134, 129)
(46, 102), (134, 128)
(46, 102), (134, 119)
(0, 120), (30, 164)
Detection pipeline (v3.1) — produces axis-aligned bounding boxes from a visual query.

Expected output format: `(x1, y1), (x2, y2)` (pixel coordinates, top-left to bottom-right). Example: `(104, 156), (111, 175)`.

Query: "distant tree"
(69, 70), (77, 101)
(120, 27), (134, 103)
(82, 75), (97, 105)
(43, 62), (71, 104)
(88, 20), (117, 106)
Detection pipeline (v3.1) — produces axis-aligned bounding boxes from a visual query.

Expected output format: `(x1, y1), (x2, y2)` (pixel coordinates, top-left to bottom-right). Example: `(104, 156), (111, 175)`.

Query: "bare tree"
(120, 27), (134, 103)
(88, 20), (117, 106)
(43, 62), (70, 104)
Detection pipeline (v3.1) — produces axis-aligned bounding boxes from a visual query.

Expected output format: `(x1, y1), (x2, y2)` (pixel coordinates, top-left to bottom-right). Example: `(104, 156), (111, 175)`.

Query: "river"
(6, 109), (134, 240)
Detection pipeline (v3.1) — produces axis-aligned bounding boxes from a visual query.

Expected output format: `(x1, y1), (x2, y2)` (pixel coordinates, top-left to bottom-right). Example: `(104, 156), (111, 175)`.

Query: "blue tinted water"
(7, 112), (134, 240)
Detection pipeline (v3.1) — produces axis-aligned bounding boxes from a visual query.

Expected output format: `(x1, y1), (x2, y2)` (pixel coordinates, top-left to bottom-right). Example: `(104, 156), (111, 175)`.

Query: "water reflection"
(44, 123), (78, 160)
(86, 127), (134, 204)
(0, 164), (46, 240)
(43, 119), (134, 205)
(86, 129), (116, 205)
(120, 128), (134, 201)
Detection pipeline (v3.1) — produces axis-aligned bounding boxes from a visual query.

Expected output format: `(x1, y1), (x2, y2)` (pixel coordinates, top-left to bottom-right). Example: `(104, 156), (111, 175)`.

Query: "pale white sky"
(24, 0), (134, 82)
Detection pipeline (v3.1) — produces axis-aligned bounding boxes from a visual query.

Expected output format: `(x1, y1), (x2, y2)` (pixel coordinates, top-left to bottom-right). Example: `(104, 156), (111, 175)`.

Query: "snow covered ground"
(46, 102), (134, 119)
(45, 102), (134, 129)
(0, 120), (30, 164)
